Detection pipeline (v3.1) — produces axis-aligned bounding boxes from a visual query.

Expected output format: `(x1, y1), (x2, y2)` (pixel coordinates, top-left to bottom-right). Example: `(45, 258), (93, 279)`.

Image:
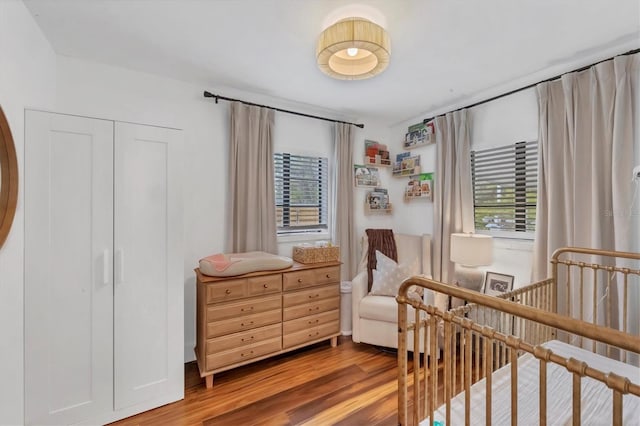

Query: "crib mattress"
(423, 340), (640, 426)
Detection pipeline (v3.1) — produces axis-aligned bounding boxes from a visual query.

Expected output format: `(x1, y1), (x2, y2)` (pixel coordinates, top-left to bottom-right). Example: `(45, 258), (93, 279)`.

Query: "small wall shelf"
(364, 156), (392, 167)
(404, 193), (432, 201)
(392, 153), (421, 177)
(403, 134), (434, 150)
(404, 173), (433, 201)
(365, 188), (391, 214)
(403, 120), (435, 150)
(354, 165), (381, 188)
(364, 202), (393, 215)
(393, 165), (421, 177)
(364, 140), (392, 167)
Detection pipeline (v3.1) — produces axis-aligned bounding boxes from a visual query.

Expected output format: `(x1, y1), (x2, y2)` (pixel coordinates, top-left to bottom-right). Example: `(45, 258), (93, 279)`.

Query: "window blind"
(274, 153), (328, 234)
(471, 141), (538, 233)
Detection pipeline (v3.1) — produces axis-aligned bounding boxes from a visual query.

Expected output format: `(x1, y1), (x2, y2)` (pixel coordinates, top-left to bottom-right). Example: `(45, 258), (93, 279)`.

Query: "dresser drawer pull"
(263, 284), (269, 288)
(326, 274), (331, 279)
(308, 319), (319, 325)
(308, 294), (320, 299)
(241, 350), (254, 357)
(240, 306), (254, 312)
(308, 331), (320, 338)
(225, 289), (232, 295)
(297, 278), (303, 283)
(308, 306), (320, 312)
(241, 336), (255, 342)
(241, 321), (254, 327)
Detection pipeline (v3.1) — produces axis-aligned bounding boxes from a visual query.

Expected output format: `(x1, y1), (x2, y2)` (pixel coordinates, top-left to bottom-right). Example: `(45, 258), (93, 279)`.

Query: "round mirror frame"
(0, 106), (18, 249)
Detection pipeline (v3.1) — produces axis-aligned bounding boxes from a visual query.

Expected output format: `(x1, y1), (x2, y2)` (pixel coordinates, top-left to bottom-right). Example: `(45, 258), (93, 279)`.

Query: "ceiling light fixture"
(316, 17), (390, 80)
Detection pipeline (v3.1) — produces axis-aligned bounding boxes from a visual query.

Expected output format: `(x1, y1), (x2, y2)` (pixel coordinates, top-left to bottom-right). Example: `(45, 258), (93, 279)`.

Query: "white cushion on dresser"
(199, 251), (293, 277)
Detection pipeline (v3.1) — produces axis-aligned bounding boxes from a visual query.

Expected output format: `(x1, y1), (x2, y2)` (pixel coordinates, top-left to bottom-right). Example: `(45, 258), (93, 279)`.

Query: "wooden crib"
(397, 247), (640, 425)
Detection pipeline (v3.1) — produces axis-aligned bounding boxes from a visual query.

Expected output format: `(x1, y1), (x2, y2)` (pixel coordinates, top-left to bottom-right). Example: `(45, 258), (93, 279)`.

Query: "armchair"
(351, 233), (439, 351)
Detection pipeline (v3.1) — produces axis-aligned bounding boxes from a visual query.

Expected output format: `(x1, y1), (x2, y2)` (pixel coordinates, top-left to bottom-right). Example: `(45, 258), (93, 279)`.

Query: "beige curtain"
(533, 54), (638, 279)
(433, 110), (474, 286)
(332, 123), (357, 280)
(226, 101), (278, 254)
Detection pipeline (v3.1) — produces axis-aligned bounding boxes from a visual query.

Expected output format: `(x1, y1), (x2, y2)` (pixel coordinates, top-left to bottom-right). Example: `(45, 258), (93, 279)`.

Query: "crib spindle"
(444, 316), (452, 426)
(429, 314), (438, 424)
(464, 326), (472, 426)
(539, 359), (547, 426)
(572, 372), (581, 426)
(592, 265), (598, 352)
(509, 337), (519, 426)
(413, 309), (421, 421)
(422, 317), (429, 417)
(612, 390), (622, 426)
(483, 329), (494, 426)
(622, 271), (629, 363)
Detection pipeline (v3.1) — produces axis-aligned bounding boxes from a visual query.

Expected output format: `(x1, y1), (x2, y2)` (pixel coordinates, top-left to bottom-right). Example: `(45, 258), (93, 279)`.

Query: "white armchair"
(351, 233), (437, 350)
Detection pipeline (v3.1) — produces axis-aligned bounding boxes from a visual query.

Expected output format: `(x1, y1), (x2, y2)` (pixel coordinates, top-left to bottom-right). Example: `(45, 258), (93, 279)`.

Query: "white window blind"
(471, 141), (538, 234)
(274, 153), (328, 234)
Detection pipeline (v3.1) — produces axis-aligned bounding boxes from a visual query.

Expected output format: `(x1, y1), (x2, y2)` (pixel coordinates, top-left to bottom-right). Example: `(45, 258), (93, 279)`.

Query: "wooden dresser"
(195, 261), (341, 388)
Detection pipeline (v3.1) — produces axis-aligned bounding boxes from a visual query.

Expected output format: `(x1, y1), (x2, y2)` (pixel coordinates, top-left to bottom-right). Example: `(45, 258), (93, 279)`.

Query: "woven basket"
(292, 246), (340, 264)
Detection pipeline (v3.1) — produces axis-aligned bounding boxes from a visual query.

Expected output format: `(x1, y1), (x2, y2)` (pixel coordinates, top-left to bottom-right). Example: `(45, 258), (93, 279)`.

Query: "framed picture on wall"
(483, 272), (514, 296)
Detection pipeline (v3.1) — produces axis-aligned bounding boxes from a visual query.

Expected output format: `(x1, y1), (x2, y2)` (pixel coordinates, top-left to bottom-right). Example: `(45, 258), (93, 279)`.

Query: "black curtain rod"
(423, 47), (640, 124)
(203, 91), (365, 129)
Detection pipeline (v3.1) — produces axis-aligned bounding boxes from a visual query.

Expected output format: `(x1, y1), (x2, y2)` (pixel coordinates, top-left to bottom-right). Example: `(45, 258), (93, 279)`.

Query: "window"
(471, 141), (538, 235)
(274, 153), (328, 235)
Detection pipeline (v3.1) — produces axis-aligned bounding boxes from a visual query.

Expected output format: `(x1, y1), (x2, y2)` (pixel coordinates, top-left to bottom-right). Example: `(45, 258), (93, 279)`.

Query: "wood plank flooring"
(110, 336), (418, 426)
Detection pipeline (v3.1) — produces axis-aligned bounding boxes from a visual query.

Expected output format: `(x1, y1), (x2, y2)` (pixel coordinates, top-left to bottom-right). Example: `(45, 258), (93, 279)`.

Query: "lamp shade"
(450, 233), (493, 266)
(316, 17), (390, 80)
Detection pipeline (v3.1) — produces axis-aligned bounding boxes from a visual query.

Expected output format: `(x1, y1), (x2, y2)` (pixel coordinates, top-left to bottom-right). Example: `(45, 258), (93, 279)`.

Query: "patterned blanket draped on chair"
(365, 228), (397, 291)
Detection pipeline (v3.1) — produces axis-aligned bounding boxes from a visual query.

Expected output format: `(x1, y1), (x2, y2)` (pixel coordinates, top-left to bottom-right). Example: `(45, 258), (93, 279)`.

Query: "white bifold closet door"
(113, 121), (183, 410)
(25, 111), (183, 425)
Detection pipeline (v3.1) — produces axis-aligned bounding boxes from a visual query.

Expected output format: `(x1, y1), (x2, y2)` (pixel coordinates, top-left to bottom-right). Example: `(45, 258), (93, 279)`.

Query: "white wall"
(0, 1), (57, 423)
(386, 88), (539, 288)
(54, 56), (353, 362)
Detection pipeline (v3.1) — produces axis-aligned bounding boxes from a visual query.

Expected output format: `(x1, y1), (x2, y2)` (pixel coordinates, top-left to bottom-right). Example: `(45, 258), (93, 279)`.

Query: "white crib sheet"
(421, 340), (640, 426)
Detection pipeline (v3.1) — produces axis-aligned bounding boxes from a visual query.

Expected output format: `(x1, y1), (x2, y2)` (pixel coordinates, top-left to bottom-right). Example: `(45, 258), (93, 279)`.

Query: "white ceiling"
(24, 0), (640, 126)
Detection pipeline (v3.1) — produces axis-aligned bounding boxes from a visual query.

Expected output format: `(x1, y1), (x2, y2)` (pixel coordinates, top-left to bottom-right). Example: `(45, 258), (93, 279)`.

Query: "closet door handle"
(116, 249), (125, 284)
(103, 249), (110, 285)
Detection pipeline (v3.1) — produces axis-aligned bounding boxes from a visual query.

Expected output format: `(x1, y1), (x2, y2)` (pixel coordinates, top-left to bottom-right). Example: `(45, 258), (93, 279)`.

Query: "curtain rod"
(423, 47), (640, 124)
(203, 91), (365, 129)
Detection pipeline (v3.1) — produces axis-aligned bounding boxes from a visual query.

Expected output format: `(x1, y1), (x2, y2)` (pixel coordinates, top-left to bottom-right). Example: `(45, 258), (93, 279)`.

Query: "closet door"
(113, 122), (183, 409)
(24, 111), (114, 425)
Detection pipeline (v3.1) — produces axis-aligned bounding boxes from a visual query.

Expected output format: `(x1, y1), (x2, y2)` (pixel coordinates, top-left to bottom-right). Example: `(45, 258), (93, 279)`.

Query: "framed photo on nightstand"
(483, 272), (514, 296)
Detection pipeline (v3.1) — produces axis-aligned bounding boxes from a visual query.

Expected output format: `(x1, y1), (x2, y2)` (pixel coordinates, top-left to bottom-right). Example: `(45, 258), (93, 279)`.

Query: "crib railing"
(397, 247), (640, 426)
(551, 247), (640, 362)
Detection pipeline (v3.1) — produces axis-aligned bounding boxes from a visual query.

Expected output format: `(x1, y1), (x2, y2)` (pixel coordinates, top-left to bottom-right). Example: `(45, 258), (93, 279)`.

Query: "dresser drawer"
(283, 284), (339, 307)
(206, 278), (247, 303)
(283, 321), (339, 349)
(207, 309), (281, 338)
(282, 269), (317, 291)
(207, 294), (281, 322)
(283, 309), (339, 335)
(314, 266), (340, 285)
(283, 296), (340, 321)
(206, 336), (282, 371)
(248, 274), (282, 296)
(206, 323), (281, 354)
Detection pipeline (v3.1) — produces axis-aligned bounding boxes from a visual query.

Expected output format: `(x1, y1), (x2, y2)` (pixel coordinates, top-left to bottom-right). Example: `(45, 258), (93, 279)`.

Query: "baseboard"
(184, 343), (196, 363)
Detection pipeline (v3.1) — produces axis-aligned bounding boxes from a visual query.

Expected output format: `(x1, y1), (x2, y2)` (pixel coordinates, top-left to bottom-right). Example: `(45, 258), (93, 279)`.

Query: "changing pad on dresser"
(199, 251), (294, 277)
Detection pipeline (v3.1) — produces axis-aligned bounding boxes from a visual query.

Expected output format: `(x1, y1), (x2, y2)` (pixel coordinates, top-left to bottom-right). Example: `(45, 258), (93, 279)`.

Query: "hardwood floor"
(110, 336), (413, 426)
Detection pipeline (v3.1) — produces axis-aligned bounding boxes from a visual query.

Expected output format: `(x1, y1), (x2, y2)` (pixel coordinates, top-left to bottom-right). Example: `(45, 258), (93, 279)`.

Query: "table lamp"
(450, 233), (493, 294)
